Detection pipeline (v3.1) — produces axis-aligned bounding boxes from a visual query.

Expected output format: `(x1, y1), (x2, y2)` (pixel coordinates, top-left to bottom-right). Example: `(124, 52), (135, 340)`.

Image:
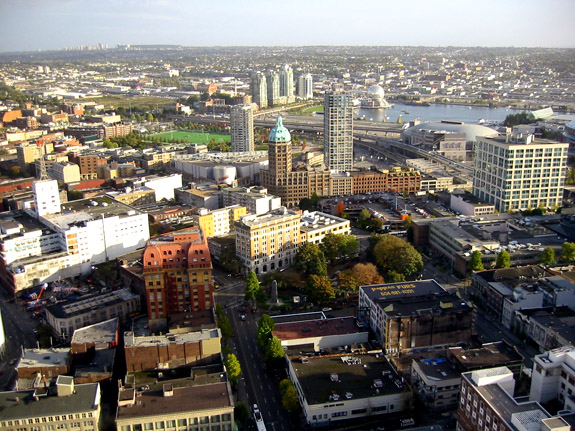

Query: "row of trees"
(469, 242), (575, 272)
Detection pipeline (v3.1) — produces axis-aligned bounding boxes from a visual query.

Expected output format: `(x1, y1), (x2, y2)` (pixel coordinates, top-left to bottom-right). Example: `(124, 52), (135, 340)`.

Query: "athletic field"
(150, 130), (230, 144)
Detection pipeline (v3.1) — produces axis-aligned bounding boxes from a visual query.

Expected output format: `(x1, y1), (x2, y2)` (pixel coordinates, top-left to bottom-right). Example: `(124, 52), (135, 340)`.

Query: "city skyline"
(0, 0), (574, 53)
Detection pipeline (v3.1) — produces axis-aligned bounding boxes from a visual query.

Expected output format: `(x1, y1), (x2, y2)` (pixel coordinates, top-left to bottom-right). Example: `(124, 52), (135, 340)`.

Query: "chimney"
(162, 383), (173, 397)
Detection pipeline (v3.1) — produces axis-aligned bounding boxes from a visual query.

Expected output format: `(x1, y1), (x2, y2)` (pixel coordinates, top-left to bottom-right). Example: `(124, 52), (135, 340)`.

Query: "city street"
(213, 268), (294, 431)
(0, 289), (39, 390)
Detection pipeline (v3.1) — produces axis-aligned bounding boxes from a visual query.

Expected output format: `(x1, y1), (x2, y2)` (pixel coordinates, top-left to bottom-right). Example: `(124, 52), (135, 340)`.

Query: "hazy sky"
(1, 0), (574, 52)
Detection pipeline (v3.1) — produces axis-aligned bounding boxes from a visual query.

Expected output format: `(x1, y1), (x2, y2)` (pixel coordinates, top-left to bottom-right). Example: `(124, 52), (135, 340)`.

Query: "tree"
(245, 270), (261, 301)
(357, 208), (371, 229)
(279, 379), (300, 413)
(146, 113), (154, 122)
(225, 353), (241, 384)
(404, 215), (413, 230)
(540, 247), (556, 266)
(469, 250), (484, 272)
(234, 402), (249, 425)
(560, 242), (575, 262)
(386, 270), (406, 283)
(265, 336), (285, 364)
(340, 235), (359, 257)
(372, 235), (423, 277)
(220, 245), (242, 274)
(218, 315), (233, 340)
(306, 275), (335, 302)
(495, 250), (511, 269)
(257, 314), (275, 348)
(294, 242), (327, 276)
(351, 263), (384, 286)
(337, 270), (358, 295)
(320, 233), (342, 262)
(298, 197), (314, 211)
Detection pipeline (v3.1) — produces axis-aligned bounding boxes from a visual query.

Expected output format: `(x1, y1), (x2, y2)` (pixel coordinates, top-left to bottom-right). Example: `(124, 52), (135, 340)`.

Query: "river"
(355, 102), (523, 125)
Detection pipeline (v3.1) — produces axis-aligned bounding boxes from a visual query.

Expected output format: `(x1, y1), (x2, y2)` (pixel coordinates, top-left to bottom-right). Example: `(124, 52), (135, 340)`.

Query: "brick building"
(142, 227), (214, 332)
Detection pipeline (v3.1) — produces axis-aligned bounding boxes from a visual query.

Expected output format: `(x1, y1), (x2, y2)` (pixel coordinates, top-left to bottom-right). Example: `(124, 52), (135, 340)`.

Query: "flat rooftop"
(0, 384), (99, 420)
(415, 358), (460, 381)
(449, 341), (524, 371)
(46, 289), (138, 319)
(71, 318), (119, 347)
(117, 382), (232, 419)
(237, 207), (299, 227)
(273, 317), (365, 341)
(465, 371), (549, 423)
(124, 328), (220, 348)
(272, 312), (326, 325)
(17, 348), (69, 369)
(45, 195), (144, 230)
(360, 279), (445, 303)
(290, 353), (409, 405)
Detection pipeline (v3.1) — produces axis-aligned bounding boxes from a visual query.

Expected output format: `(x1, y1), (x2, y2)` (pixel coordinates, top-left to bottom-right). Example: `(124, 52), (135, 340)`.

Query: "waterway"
(355, 102), (523, 125)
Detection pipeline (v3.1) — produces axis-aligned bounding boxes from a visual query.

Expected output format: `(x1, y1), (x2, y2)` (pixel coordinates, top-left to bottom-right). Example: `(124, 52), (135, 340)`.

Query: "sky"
(0, 0), (574, 52)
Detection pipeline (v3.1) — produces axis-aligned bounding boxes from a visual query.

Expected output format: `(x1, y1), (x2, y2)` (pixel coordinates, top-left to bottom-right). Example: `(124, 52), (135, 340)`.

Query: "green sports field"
(149, 130), (231, 143)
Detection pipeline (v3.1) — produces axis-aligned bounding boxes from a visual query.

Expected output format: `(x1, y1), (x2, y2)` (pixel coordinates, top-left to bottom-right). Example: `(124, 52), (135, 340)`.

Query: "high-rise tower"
(267, 70), (281, 107)
(324, 91), (354, 172)
(279, 64), (294, 102)
(251, 71), (268, 109)
(297, 73), (313, 100)
(230, 105), (254, 152)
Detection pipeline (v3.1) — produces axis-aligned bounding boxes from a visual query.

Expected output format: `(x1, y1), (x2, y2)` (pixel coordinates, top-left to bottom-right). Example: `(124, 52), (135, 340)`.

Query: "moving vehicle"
(253, 404), (266, 431)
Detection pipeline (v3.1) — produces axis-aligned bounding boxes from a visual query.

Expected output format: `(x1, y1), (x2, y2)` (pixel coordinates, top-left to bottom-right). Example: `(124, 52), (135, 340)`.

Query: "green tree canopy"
(495, 250), (511, 269)
(386, 270), (406, 283)
(225, 353), (241, 384)
(257, 314), (275, 348)
(373, 235), (423, 276)
(279, 379), (300, 413)
(357, 208), (372, 229)
(469, 250), (485, 272)
(265, 336), (285, 364)
(245, 270), (261, 301)
(220, 244), (242, 274)
(306, 275), (335, 303)
(560, 242), (575, 262)
(218, 315), (233, 340)
(294, 242), (327, 276)
(540, 247), (556, 266)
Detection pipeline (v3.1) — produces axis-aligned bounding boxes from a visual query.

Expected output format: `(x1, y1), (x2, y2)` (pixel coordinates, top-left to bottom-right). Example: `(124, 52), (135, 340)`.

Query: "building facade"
(250, 71), (268, 109)
(359, 280), (474, 355)
(0, 379), (101, 431)
(473, 133), (568, 212)
(529, 346), (575, 409)
(297, 73), (313, 100)
(235, 207), (301, 275)
(324, 91), (353, 172)
(142, 227), (213, 331)
(44, 289), (141, 340)
(230, 105), (254, 152)
(279, 64), (294, 103)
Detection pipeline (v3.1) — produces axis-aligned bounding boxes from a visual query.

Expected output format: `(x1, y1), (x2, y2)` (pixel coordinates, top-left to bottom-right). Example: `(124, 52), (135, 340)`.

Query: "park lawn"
(302, 105), (324, 113)
(150, 130), (231, 144)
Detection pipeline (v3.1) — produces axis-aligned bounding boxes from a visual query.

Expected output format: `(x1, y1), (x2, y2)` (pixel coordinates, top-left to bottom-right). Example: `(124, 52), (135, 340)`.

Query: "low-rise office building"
(124, 328), (221, 372)
(116, 375), (234, 431)
(411, 358), (461, 411)
(457, 367), (556, 431)
(287, 351), (412, 427)
(359, 280), (474, 355)
(44, 289), (140, 341)
(530, 346), (575, 409)
(0, 378), (101, 431)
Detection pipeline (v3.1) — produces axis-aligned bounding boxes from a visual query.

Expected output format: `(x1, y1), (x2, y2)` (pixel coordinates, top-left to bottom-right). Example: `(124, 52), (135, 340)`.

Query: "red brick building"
(142, 227), (213, 332)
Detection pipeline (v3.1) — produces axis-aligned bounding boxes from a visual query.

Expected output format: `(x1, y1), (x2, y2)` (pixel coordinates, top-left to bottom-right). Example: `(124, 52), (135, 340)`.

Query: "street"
(213, 267), (294, 431)
(0, 288), (39, 390)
